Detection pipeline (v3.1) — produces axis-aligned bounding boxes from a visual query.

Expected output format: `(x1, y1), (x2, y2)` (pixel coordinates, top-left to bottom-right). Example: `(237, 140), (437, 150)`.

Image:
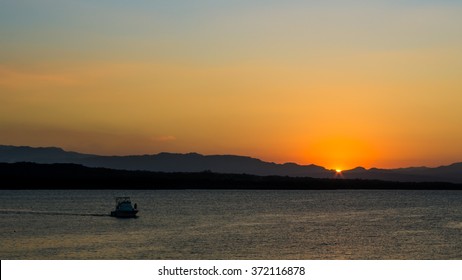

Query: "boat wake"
(0, 209), (109, 217)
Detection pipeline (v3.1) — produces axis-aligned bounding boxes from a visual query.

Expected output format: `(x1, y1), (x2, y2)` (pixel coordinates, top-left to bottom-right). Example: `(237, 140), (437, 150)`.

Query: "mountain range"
(1, 145), (461, 183)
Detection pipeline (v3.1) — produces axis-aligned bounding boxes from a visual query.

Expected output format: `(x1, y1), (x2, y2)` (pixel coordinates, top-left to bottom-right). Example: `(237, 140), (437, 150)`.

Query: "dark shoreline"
(1, 162), (461, 190)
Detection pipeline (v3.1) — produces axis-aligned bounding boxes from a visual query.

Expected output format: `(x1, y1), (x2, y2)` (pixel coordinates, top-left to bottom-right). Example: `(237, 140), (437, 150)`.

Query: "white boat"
(110, 197), (138, 218)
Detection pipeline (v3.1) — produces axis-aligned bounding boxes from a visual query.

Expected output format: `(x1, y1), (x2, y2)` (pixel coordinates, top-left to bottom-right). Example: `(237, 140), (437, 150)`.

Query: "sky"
(1, 0), (462, 170)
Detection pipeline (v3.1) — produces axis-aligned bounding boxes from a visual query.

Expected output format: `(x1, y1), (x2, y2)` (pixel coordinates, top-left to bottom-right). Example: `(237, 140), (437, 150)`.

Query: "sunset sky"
(1, 0), (462, 170)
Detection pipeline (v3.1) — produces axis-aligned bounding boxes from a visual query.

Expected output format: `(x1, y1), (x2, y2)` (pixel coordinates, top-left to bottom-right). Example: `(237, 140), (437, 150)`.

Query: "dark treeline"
(1, 162), (461, 190)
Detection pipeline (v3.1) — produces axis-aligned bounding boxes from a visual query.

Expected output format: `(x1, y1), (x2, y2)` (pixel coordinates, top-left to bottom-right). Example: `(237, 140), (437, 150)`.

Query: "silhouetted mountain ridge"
(0, 145), (331, 177)
(1, 145), (461, 183)
(341, 163), (462, 183)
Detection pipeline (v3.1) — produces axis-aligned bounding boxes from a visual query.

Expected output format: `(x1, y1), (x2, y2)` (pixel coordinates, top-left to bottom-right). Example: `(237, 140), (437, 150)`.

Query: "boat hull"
(110, 210), (138, 218)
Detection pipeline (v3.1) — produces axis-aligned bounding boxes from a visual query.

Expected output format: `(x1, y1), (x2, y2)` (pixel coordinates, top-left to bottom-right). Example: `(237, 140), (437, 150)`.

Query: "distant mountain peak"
(348, 166), (367, 172)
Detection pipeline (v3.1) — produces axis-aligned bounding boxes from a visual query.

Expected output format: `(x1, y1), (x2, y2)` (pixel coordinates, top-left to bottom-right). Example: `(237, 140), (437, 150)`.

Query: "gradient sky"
(1, 0), (462, 170)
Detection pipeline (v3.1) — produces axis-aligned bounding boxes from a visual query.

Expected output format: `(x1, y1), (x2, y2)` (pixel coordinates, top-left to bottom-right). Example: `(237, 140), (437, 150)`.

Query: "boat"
(110, 197), (138, 218)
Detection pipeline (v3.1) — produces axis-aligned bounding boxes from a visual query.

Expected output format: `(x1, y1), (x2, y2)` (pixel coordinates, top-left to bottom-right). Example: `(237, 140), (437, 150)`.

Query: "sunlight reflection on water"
(0, 189), (461, 259)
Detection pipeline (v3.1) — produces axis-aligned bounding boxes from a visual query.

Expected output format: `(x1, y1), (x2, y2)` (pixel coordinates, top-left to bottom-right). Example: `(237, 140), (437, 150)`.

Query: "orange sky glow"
(1, 1), (462, 170)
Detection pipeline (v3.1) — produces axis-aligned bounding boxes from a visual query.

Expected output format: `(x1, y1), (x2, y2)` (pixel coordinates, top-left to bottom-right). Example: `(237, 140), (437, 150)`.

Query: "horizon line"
(1, 144), (460, 171)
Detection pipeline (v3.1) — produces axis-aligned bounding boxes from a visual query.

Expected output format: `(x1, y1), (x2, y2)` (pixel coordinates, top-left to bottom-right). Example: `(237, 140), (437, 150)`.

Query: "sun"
(334, 169), (344, 178)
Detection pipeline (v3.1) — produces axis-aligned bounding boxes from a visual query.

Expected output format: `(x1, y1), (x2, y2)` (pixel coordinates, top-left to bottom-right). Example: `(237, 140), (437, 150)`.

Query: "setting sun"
(334, 168), (344, 179)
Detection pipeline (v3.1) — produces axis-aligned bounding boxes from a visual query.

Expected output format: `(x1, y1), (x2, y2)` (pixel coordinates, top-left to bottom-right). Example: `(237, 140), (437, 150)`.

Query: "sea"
(1, 189), (461, 259)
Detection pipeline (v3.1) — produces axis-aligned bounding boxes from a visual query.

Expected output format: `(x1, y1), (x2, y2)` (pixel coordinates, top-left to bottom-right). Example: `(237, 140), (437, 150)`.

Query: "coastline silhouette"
(1, 162), (461, 190)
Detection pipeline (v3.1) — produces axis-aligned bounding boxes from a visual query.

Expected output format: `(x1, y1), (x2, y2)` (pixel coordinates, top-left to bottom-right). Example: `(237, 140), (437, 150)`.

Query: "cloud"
(0, 66), (76, 90)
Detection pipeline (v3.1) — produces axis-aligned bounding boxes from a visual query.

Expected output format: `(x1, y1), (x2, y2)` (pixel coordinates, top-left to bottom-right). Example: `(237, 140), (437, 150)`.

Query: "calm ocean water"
(1, 189), (461, 259)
